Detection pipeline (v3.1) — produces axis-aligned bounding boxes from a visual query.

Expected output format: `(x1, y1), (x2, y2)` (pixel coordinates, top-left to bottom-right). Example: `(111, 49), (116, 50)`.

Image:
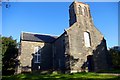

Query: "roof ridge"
(21, 31), (58, 43)
(21, 31), (58, 37)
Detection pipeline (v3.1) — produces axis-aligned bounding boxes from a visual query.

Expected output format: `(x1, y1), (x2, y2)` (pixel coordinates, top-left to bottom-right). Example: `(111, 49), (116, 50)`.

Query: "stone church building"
(17, 1), (109, 73)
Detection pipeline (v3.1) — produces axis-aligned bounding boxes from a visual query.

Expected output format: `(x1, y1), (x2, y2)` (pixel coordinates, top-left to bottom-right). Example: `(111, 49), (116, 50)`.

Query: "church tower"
(69, 1), (91, 26)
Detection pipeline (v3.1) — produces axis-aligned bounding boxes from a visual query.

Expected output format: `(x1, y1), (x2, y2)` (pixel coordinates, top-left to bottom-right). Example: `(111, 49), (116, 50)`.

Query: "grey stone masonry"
(67, 1), (109, 72)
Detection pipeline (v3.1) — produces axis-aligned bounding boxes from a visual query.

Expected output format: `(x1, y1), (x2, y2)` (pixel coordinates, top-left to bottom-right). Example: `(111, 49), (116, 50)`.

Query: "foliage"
(0, 35), (2, 79)
(2, 36), (19, 75)
(2, 72), (120, 80)
(108, 47), (120, 69)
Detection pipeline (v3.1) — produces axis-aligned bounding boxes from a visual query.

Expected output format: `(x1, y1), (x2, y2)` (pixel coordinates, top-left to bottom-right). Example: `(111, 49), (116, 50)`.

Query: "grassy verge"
(2, 72), (120, 80)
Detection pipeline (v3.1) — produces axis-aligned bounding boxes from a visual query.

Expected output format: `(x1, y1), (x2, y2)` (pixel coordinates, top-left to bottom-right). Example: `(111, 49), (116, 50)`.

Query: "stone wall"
(19, 41), (44, 72)
(19, 40), (53, 73)
(53, 34), (66, 72)
(40, 43), (53, 70)
(66, 20), (108, 72)
(52, 11), (109, 73)
(66, 1), (109, 72)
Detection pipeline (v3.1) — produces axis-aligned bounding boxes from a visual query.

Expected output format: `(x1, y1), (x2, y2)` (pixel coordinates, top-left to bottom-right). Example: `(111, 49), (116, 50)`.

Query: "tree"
(2, 36), (19, 75)
(0, 35), (2, 78)
(109, 47), (120, 69)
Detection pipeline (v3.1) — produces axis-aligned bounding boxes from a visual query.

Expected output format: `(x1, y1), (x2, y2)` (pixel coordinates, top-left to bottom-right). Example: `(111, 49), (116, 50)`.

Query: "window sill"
(34, 62), (40, 63)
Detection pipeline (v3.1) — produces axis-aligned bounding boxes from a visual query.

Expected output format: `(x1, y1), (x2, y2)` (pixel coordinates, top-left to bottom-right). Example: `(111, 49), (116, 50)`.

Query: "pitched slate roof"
(21, 32), (58, 43)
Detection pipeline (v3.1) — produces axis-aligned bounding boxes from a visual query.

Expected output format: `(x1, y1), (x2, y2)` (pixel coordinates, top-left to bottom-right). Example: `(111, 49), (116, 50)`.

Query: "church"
(17, 1), (109, 73)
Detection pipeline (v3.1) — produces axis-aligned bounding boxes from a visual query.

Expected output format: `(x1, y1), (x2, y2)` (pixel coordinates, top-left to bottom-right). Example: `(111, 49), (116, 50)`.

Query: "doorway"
(87, 55), (94, 72)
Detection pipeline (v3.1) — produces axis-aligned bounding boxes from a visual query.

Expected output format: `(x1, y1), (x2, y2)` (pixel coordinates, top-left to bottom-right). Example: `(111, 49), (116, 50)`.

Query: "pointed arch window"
(82, 7), (85, 16)
(84, 7), (88, 16)
(78, 5), (82, 15)
(84, 32), (91, 47)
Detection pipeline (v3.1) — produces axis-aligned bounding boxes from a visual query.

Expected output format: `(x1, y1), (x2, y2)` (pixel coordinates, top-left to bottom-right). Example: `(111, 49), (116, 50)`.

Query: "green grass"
(2, 72), (120, 80)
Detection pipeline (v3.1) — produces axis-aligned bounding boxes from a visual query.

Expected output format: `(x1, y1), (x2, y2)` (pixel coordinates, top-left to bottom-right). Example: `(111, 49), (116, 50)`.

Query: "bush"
(109, 47), (120, 69)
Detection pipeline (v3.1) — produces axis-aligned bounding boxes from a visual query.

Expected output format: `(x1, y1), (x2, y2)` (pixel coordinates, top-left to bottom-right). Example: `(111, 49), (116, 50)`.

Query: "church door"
(87, 55), (94, 72)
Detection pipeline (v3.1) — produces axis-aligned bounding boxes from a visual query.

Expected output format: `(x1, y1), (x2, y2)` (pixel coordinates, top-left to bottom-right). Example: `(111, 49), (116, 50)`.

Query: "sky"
(118, 2), (120, 46)
(2, 2), (118, 48)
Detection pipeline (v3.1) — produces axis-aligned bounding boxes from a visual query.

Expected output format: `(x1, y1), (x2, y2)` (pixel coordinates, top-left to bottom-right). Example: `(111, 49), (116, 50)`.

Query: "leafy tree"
(2, 36), (19, 75)
(109, 47), (120, 69)
(0, 35), (2, 78)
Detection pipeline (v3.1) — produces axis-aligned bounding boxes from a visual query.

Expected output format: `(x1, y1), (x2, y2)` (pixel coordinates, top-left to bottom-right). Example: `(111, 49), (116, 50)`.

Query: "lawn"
(2, 72), (120, 80)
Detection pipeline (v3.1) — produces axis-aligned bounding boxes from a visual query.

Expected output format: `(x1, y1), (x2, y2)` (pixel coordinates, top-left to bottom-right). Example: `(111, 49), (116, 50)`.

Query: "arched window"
(82, 7), (85, 16)
(34, 46), (41, 63)
(84, 7), (88, 16)
(84, 32), (91, 47)
(78, 5), (82, 15)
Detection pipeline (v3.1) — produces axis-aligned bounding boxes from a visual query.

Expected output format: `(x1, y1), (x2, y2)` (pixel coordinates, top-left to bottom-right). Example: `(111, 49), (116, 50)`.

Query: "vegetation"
(2, 36), (19, 75)
(0, 35), (2, 79)
(108, 47), (120, 69)
(2, 72), (120, 80)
